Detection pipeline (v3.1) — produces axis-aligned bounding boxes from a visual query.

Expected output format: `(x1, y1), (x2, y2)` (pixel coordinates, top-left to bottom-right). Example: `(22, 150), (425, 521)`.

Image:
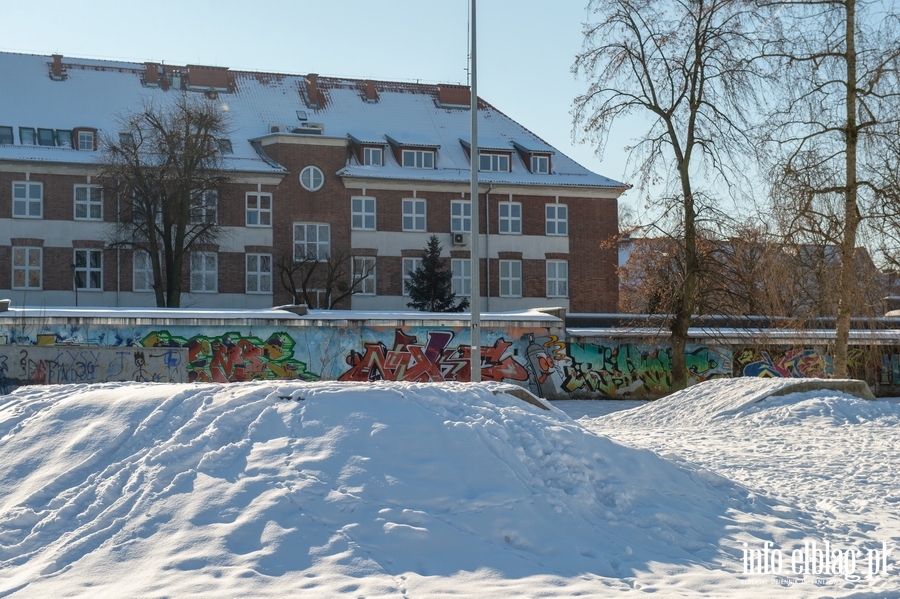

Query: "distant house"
(0, 52), (626, 311)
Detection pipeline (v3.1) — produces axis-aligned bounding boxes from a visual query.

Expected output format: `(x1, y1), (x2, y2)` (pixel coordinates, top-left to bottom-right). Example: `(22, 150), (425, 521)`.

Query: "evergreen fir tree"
(406, 235), (470, 312)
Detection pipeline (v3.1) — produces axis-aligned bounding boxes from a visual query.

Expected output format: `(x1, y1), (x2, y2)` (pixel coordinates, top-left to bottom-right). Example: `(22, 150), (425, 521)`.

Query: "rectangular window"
(353, 256), (376, 295)
(12, 247), (42, 290)
(401, 149), (435, 169)
(74, 185), (103, 220)
(294, 223), (330, 261)
(451, 258), (471, 297)
(246, 253), (272, 294)
(19, 127), (35, 145)
(450, 200), (472, 233)
(13, 182), (43, 218)
(37, 128), (55, 147)
(531, 155), (549, 174)
(498, 202), (521, 234)
(245, 192), (272, 227)
(351, 196), (376, 230)
(77, 131), (94, 151)
(547, 260), (568, 297)
(217, 139), (233, 154)
(402, 257), (422, 296)
(499, 260), (522, 297)
(56, 130), (73, 148)
(402, 198), (427, 231)
(0, 126), (13, 145)
(190, 252), (217, 293)
(133, 250), (154, 292)
(190, 190), (218, 225)
(546, 204), (568, 236)
(363, 147), (383, 166)
(479, 153), (510, 172)
(74, 249), (103, 291)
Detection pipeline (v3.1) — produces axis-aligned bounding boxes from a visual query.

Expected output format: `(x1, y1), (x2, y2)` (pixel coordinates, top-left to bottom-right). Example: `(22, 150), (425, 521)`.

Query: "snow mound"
(0, 381), (797, 597)
(605, 377), (875, 427)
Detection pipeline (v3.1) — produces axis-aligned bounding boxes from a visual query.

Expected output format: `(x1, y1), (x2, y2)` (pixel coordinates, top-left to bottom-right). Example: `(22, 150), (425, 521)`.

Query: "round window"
(299, 165), (324, 191)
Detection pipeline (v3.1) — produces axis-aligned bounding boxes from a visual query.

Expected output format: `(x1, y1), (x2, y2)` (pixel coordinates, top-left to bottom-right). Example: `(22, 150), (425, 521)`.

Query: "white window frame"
(190, 251), (218, 293)
(363, 147), (383, 166)
(190, 190), (218, 225)
(351, 196), (376, 230)
(546, 260), (568, 298)
(402, 257), (422, 296)
(74, 184), (103, 220)
(402, 198), (427, 232)
(450, 200), (472, 233)
(133, 250), (155, 292)
(246, 253), (272, 294)
(546, 204), (568, 236)
(12, 246), (42, 290)
(245, 192), (272, 227)
(353, 256), (376, 296)
(13, 181), (43, 219)
(294, 223), (330, 261)
(401, 149), (435, 169)
(74, 249), (103, 291)
(531, 154), (550, 174)
(499, 259), (522, 298)
(299, 165), (325, 191)
(498, 202), (522, 234)
(479, 153), (510, 172)
(451, 258), (471, 297)
(77, 130), (94, 151)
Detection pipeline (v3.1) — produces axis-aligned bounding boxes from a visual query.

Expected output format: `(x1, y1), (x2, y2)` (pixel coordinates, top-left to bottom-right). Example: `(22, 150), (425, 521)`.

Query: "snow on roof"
(0, 305), (561, 324)
(0, 52), (623, 189)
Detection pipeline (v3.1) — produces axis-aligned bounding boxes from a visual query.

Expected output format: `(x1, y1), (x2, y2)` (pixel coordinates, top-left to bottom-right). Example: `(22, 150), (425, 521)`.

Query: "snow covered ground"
(0, 379), (898, 597)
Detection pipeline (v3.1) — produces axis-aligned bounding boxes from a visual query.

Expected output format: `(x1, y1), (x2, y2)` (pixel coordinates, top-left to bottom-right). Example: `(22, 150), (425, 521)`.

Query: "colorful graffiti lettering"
(141, 331), (317, 383)
(338, 328), (528, 383)
(734, 347), (833, 378)
(560, 342), (732, 397)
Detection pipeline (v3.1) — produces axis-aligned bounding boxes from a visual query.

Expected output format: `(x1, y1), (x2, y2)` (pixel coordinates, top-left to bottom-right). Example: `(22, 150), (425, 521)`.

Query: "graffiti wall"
(0, 345), (188, 394)
(733, 346), (833, 378)
(3, 316), (900, 397)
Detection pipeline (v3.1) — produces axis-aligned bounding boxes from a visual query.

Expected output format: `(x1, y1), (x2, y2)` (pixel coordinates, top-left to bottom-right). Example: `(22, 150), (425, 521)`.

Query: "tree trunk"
(835, 0), (858, 378)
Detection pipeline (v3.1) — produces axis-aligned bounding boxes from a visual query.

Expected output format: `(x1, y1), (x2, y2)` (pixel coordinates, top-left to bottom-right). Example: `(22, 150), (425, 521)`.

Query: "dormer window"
(479, 153), (510, 173)
(402, 149), (435, 169)
(57, 130), (72, 148)
(531, 154), (550, 174)
(363, 147), (383, 166)
(73, 128), (97, 151)
(217, 138), (233, 154)
(0, 126), (12, 145)
(78, 131), (94, 151)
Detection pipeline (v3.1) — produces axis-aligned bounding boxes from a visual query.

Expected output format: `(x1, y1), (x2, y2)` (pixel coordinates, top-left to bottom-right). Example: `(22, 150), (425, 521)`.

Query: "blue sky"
(2, 0), (635, 206)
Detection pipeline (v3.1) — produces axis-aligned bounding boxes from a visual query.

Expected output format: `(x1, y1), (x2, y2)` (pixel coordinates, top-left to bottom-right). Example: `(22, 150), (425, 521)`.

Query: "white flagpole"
(469, 0), (481, 382)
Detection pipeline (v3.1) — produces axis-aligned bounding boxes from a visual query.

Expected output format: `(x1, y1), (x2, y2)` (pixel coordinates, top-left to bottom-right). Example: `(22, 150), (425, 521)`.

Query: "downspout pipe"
(484, 184), (492, 312)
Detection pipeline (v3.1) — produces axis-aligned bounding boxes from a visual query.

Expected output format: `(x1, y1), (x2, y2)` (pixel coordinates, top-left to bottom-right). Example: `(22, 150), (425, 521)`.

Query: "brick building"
(0, 52), (625, 312)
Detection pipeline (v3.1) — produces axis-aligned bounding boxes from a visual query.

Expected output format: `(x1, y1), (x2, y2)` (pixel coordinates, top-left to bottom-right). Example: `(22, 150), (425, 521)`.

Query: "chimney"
(144, 63), (160, 86)
(50, 54), (65, 80)
(364, 80), (378, 103)
(437, 84), (470, 107)
(306, 73), (319, 108)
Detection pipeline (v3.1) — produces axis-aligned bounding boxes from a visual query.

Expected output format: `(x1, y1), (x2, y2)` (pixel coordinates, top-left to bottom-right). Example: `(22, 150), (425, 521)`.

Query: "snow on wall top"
(0, 52), (624, 189)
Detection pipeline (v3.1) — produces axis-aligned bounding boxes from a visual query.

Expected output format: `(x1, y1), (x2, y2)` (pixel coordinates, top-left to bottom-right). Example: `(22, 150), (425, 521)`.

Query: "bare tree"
(276, 250), (374, 309)
(99, 94), (232, 308)
(574, 0), (761, 389)
(761, 0), (900, 376)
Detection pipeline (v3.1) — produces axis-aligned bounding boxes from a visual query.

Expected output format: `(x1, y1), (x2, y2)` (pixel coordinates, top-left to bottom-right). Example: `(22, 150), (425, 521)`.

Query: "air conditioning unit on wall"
(269, 124), (286, 134)
(451, 232), (468, 246)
